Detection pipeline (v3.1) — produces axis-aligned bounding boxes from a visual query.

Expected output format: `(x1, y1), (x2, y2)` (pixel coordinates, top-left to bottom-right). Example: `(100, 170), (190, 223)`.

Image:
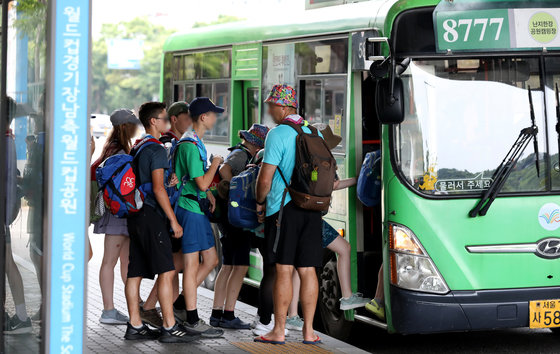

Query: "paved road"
(348, 322), (560, 353)
(237, 284), (560, 353)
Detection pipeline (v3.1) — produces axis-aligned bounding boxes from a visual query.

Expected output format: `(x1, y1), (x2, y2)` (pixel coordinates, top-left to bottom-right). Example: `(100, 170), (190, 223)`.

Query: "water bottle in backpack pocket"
(357, 150), (382, 207)
(228, 165), (260, 229)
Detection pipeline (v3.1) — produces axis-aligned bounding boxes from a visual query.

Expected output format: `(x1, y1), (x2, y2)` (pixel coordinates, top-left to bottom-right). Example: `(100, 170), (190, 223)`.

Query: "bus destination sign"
(434, 2), (560, 52)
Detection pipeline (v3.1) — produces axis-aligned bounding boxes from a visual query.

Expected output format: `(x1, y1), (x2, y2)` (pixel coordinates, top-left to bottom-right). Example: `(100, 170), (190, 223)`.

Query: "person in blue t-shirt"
(254, 85), (323, 345)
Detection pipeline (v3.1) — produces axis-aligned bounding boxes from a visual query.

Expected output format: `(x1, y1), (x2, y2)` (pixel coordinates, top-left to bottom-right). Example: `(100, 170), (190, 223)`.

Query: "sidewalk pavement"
(86, 232), (368, 354)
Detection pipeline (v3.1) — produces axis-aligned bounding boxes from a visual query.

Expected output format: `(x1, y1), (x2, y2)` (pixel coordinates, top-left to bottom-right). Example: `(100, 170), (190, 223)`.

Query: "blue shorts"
(322, 220), (339, 248)
(176, 207), (215, 254)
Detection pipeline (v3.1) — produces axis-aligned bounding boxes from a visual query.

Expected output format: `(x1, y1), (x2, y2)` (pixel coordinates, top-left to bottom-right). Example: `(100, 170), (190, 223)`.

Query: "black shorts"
(127, 205), (175, 279)
(218, 223), (251, 266)
(171, 236), (183, 253)
(264, 201), (322, 268)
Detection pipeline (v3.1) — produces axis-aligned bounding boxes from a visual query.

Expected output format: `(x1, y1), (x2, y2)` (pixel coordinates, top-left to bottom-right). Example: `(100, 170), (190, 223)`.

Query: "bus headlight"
(389, 224), (449, 294)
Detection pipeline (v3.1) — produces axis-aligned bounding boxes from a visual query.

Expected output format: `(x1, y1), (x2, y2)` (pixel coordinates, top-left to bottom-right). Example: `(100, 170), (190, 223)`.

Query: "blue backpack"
(163, 138), (180, 207)
(357, 150), (382, 208)
(228, 165), (260, 229)
(96, 136), (161, 218)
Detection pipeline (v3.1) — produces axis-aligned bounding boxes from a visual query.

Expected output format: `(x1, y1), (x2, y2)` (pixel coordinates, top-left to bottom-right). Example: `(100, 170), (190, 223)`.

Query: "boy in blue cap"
(174, 97), (225, 337)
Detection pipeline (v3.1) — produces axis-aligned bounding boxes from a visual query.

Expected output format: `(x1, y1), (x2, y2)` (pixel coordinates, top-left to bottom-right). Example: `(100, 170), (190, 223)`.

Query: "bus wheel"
(318, 254), (352, 341)
(203, 223), (223, 290)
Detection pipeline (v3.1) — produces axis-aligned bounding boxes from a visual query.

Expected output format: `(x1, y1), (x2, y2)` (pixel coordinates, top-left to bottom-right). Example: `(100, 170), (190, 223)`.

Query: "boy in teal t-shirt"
(174, 97), (224, 338)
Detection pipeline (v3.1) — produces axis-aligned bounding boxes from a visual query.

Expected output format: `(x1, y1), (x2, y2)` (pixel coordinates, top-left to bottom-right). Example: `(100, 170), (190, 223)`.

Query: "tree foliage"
(193, 14), (244, 28)
(13, 0), (47, 82)
(91, 17), (173, 114)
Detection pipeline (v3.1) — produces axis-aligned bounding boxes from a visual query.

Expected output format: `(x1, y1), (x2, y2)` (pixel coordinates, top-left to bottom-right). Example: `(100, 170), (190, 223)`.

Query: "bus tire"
(318, 251), (353, 341)
(203, 223), (223, 291)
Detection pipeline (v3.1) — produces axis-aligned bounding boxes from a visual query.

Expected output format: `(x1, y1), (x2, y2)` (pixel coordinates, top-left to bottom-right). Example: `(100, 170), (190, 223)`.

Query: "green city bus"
(160, 0), (560, 338)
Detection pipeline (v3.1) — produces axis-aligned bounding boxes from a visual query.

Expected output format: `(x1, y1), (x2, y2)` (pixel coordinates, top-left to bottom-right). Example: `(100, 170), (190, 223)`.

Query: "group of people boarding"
(91, 84), (381, 345)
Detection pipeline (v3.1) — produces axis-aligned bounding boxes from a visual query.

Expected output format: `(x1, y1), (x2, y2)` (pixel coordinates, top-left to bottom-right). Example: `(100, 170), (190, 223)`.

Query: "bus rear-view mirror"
(376, 77), (405, 125)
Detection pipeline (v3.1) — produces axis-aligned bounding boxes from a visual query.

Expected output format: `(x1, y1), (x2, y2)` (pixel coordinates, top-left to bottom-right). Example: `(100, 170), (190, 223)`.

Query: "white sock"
(15, 304), (28, 321)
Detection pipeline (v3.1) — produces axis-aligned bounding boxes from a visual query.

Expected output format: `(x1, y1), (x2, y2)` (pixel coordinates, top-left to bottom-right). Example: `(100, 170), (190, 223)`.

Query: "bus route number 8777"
(442, 17), (505, 43)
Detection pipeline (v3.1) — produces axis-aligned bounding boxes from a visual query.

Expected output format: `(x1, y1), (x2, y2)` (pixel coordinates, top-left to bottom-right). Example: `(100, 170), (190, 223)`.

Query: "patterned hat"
(239, 123), (269, 149)
(264, 84), (298, 108)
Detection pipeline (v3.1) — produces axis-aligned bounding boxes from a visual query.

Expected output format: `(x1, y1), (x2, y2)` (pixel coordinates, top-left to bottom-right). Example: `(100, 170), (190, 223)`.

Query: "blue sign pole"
(48, 0), (90, 352)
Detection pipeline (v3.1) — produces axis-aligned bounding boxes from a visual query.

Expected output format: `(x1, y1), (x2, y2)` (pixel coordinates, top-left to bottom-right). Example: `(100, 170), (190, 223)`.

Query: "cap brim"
(211, 106), (225, 114)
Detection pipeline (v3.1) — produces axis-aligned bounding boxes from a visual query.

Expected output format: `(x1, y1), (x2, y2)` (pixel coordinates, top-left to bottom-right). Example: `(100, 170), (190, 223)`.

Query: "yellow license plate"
(529, 299), (560, 329)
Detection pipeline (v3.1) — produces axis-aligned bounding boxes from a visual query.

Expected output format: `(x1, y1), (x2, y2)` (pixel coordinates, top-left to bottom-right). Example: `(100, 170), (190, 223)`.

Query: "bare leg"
(29, 247), (43, 318)
(375, 265), (384, 300)
(196, 247), (219, 286)
(327, 236), (352, 298)
(223, 265), (249, 311)
(143, 284), (158, 310)
(297, 266), (319, 342)
(183, 252), (201, 311)
(125, 277), (142, 327)
(263, 264), (293, 342)
(99, 235), (127, 310)
(5, 243), (27, 317)
(29, 248), (43, 298)
(288, 269), (300, 317)
(157, 270), (177, 328)
(118, 237), (130, 285)
(172, 252), (183, 301)
(213, 265), (233, 310)
(88, 237), (93, 262)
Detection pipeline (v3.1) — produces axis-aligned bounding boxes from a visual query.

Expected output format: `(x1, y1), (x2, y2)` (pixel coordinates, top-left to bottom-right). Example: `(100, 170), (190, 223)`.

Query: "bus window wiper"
(555, 83), (560, 167)
(469, 88), (539, 218)
(529, 85), (540, 178)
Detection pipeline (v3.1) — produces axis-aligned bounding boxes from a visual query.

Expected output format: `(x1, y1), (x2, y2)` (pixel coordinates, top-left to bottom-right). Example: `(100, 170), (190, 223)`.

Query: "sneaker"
(184, 319), (224, 338)
(365, 298), (385, 321)
(140, 307), (163, 328)
(286, 315), (303, 331)
(124, 322), (160, 340)
(252, 320), (289, 337)
(31, 307), (42, 322)
(219, 317), (251, 330)
(100, 309), (129, 325)
(4, 315), (32, 335)
(250, 315), (259, 329)
(174, 308), (187, 324)
(159, 322), (200, 343)
(209, 316), (221, 327)
(340, 293), (371, 310)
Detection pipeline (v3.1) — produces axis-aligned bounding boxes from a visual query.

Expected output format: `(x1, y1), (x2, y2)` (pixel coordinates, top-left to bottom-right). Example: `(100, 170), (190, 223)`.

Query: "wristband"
(256, 200), (266, 206)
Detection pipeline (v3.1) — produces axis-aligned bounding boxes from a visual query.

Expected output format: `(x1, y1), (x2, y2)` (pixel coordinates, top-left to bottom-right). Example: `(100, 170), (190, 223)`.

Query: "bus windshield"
(395, 57), (549, 196)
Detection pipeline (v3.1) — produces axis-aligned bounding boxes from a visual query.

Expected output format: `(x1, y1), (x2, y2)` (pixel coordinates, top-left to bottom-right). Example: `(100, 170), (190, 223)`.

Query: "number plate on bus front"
(529, 300), (560, 329)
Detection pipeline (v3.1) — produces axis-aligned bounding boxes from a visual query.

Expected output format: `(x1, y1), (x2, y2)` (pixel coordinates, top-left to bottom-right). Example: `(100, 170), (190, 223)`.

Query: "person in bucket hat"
(210, 123), (270, 329)
(264, 84), (298, 109)
(253, 84), (323, 344)
(239, 123), (269, 149)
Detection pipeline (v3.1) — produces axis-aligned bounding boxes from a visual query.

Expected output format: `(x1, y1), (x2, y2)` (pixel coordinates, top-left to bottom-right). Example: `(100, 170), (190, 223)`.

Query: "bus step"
(354, 313), (388, 330)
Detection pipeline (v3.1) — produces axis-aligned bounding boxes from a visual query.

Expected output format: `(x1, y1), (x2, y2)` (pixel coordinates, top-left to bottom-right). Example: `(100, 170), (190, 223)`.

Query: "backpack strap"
(280, 120), (318, 136)
(273, 187), (289, 254)
(228, 143), (252, 165)
(272, 165), (291, 254)
(129, 136), (162, 186)
(130, 136), (162, 159)
(173, 137), (207, 208)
